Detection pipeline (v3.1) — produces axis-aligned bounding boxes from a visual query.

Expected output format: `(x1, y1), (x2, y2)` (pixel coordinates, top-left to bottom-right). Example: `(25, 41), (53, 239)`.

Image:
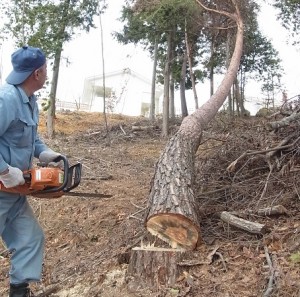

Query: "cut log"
(126, 246), (185, 291)
(220, 211), (269, 234)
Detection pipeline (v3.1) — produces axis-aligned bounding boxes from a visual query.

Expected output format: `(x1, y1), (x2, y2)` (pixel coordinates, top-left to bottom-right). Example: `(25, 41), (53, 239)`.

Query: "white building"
(81, 68), (163, 116)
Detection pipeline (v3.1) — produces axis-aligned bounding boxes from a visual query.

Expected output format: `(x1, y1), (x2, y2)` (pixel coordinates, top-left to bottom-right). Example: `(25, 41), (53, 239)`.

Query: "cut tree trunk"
(145, 133), (202, 250)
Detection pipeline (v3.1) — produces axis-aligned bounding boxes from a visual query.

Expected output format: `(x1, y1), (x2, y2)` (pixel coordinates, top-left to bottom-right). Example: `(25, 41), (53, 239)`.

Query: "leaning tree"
(127, 0), (245, 289)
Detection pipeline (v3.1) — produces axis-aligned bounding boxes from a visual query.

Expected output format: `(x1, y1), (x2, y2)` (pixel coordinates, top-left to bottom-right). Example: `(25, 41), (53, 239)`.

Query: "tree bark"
(127, 247), (185, 290)
(145, 134), (201, 250)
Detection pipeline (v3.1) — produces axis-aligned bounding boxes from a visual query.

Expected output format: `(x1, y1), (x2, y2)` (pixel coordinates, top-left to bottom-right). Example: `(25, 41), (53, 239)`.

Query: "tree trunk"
(209, 35), (216, 97)
(127, 247), (185, 291)
(226, 30), (233, 116)
(185, 25), (198, 110)
(47, 48), (62, 138)
(234, 77), (248, 115)
(169, 26), (176, 120)
(130, 0), (244, 288)
(170, 73), (175, 119)
(150, 37), (159, 121)
(162, 32), (171, 138)
(46, 0), (70, 139)
(180, 51), (188, 118)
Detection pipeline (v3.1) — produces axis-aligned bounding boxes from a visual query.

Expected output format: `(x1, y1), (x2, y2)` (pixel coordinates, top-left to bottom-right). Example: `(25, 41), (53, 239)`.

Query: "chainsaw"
(0, 155), (112, 199)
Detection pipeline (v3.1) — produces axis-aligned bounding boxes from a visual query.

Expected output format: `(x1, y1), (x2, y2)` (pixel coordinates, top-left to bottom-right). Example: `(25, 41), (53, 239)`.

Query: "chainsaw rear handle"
(36, 155), (70, 194)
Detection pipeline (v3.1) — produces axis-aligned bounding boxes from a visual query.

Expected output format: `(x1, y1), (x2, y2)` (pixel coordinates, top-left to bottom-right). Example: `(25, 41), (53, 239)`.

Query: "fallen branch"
(220, 211), (269, 234)
(257, 167), (273, 206)
(263, 246), (276, 297)
(227, 135), (300, 173)
(215, 251), (228, 272)
(227, 149), (276, 172)
(231, 205), (288, 217)
(265, 134), (296, 161)
(267, 111), (300, 130)
(119, 124), (127, 135)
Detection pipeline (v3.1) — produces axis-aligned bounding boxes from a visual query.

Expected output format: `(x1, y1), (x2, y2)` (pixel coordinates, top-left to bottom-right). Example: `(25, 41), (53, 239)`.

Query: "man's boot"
(9, 283), (34, 297)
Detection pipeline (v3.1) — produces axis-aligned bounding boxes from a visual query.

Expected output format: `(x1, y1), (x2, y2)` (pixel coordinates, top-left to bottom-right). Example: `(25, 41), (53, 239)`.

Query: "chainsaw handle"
(53, 154), (70, 178)
(38, 155), (69, 194)
(23, 173), (31, 182)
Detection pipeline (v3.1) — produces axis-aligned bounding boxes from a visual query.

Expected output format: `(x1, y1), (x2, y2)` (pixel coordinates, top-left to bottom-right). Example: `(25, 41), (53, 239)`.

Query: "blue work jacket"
(0, 84), (48, 174)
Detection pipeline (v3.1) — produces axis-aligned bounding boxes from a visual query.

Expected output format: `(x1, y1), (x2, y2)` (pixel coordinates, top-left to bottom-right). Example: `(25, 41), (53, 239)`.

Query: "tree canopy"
(272, 0), (300, 45)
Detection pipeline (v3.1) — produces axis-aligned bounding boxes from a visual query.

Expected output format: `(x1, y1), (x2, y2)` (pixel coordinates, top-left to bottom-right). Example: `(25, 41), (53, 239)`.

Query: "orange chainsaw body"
(0, 156), (81, 198)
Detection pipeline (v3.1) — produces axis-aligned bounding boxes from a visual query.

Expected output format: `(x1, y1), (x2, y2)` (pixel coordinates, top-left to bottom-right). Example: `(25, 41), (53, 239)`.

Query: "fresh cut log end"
(146, 213), (200, 250)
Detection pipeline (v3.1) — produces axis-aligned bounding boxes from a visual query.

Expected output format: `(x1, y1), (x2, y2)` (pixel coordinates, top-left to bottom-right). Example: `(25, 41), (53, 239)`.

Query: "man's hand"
(39, 150), (61, 165)
(0, 166), (25, 188)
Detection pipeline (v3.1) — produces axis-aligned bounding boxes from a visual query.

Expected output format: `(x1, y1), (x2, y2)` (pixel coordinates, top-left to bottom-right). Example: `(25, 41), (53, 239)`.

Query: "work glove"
(0, 166), (25, 188)
(39, 150), (61, 165)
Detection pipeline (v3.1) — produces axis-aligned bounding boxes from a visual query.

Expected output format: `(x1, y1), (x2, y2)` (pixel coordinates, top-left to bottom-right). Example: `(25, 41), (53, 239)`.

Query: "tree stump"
(126, 246), (185, 291)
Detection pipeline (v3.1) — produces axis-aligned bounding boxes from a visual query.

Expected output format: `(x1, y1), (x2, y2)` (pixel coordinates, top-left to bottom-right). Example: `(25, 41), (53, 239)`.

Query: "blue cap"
(6, 46), (46, 85)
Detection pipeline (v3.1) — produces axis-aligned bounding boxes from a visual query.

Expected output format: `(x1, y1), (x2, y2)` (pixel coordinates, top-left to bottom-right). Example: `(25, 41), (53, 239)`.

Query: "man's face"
(34, 63), (47, 89)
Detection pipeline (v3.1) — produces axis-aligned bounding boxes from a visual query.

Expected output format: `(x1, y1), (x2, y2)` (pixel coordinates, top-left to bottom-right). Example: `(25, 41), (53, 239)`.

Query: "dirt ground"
(0, 111), (300, 297)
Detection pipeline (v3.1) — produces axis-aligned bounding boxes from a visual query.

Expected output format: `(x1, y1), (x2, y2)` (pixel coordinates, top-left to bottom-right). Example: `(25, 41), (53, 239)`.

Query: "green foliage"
(115, 0), (204, 91)
(238, 3), (284, 97)
(0, 0), (106, 57)
(273, 0), (300, 45)
(115, 0), (201, 45)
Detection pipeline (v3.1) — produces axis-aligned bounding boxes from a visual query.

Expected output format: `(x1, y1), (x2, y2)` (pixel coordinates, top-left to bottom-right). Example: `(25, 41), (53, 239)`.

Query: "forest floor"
(0, 111), (300, 297)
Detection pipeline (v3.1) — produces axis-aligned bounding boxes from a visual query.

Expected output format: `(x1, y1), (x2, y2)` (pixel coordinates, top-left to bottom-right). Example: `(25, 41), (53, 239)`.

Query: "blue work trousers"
(0, 194), (44, 285)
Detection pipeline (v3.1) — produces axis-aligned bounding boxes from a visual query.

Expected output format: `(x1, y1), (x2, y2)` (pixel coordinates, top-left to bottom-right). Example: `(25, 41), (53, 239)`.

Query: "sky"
(0, 1), (299, 110)
(257, 3), (300, 100)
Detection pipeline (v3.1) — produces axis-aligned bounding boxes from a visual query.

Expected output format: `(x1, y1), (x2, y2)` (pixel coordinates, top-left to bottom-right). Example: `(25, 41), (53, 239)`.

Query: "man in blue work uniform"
(0, 46), (61, 297)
